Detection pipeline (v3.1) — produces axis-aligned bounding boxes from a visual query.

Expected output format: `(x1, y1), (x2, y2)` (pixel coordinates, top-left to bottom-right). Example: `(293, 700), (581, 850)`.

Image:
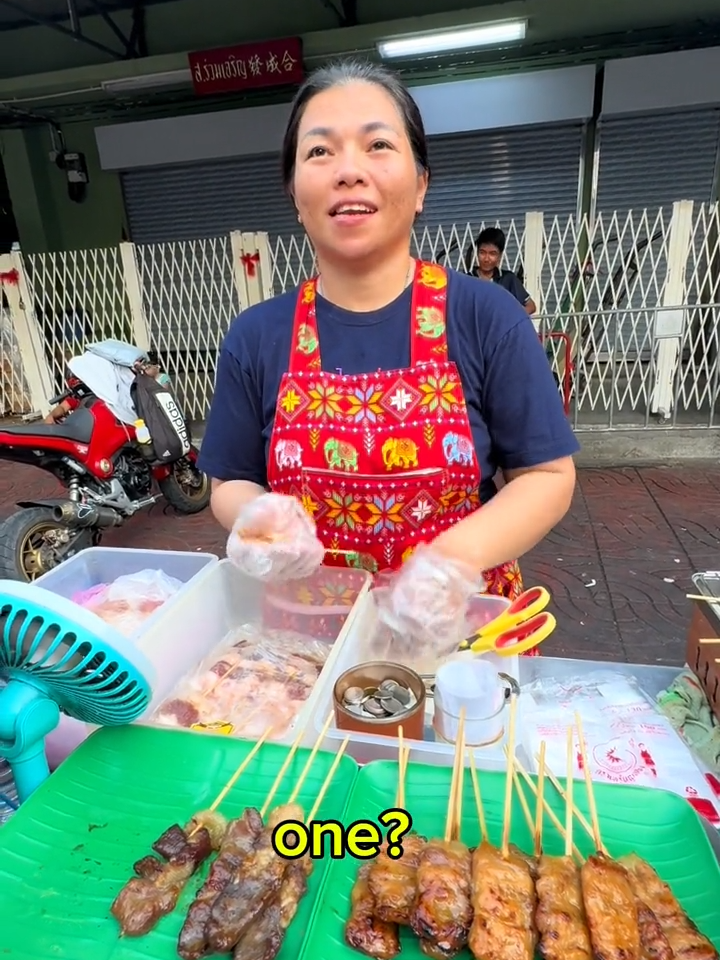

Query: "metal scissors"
(458, 585), (556, 658)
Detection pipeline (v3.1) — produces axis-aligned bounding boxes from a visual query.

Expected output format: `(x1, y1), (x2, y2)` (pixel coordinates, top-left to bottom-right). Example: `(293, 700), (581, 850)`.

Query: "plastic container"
(35, 547), (218, 765)
(34, 546), (218, 640)
(137, 558), (372, 744)
(311, 590), (523, 770)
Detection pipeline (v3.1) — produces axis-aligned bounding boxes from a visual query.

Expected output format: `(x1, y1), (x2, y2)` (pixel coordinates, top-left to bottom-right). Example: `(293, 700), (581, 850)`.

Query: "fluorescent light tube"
(377, 20), (527, 59)
(101, 70), (192, 94)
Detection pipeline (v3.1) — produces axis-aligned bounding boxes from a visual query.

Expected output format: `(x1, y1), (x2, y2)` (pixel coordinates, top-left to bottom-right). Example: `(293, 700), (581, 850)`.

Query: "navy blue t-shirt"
(199, 268), (579, 503)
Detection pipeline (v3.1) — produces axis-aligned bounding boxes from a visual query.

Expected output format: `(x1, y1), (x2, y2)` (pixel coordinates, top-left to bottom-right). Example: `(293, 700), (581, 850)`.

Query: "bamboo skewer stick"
(686, 594), (719, 602)
(565, 726), (574, 859)
(288, 712), (334, 805)
(444, 708), (465, 842)
(468, 750), (487, 843)
(397, 726), (405, 809)
(453, 712), (466, 842)
(513, 753), (582, 862)
(538, 753), (601, 850)
(534, 741), (546, 858)
(306, 736), (350, 824)
(698, 638), (720, 644)
(501, 694), (518, 858)
(574, 711), (603, 854)
(260, 728), (306, 818)
(509, 759), (535, 837)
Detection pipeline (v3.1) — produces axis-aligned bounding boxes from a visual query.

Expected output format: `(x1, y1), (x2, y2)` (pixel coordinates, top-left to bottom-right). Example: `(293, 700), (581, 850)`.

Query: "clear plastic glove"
(373, 544), (485, 659)
(226, 492), (325, 582)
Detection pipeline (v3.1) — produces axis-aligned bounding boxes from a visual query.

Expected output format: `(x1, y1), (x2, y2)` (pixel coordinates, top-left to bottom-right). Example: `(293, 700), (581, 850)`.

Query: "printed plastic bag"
(74, 568), (183, 636)
(152, 624), (332, 741)
(521, 671), (720, 825)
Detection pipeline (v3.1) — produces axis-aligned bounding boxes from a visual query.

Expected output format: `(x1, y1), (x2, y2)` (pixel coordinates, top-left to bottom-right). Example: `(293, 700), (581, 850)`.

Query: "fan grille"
(0, 601), (152, 726)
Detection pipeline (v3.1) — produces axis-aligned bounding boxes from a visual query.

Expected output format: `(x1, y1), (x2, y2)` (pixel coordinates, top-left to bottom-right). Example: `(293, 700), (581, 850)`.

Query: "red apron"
(266, 260), (536, 653)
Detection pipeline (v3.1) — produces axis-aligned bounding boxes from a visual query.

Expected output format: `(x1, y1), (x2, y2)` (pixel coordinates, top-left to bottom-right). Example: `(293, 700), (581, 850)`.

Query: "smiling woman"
(198, 59), (580, 656)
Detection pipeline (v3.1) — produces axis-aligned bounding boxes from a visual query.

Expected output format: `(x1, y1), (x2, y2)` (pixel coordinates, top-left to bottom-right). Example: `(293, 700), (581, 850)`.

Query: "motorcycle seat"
(1, 406), (95, 445)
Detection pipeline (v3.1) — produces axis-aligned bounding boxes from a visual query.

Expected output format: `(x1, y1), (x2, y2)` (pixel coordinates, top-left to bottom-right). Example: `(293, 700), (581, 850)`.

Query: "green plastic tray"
(299, 759), (720, 960)
(0, 726), (357, 960)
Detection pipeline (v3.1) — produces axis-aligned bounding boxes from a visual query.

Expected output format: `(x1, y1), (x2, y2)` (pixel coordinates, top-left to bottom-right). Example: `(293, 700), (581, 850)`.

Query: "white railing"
(1, 202), (719, 429)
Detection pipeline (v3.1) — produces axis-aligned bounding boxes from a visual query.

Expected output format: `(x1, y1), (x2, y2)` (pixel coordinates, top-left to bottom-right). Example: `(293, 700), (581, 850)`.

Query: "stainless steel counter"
(518, 657), (720, 863)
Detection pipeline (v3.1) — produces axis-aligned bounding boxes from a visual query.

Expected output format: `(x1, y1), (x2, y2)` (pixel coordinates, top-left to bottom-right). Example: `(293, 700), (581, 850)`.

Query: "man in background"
(471, 226), (537, 316)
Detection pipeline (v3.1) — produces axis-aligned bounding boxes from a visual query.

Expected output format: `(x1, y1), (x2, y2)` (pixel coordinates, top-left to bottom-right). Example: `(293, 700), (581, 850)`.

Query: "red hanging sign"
(241, 253), (260, 278)
(0, 269), (19, 287)
(188, 37), (304, 96)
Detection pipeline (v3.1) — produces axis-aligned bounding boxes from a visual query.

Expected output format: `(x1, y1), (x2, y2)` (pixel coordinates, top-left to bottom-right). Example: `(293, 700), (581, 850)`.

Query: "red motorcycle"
(0, 373), (210, 582)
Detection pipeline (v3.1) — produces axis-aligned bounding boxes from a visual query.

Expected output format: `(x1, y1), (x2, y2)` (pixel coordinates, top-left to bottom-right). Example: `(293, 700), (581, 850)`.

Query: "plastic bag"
(374, 544), (482, 660)
(226, 492), (325, 582)
(74, 569), (183, 636)
(521, 671), (720, 825)
(152, 624), (332, 741)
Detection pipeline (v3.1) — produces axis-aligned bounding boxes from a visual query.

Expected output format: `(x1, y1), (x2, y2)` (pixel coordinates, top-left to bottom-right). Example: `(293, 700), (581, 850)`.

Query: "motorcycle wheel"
(0, 507), (95, 583)
(158, 450), (211, 515)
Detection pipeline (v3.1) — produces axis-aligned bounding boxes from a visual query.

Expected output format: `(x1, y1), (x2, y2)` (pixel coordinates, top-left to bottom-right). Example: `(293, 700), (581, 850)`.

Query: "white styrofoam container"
(309, 590), (525, 771)
(135, 558), (372, 745)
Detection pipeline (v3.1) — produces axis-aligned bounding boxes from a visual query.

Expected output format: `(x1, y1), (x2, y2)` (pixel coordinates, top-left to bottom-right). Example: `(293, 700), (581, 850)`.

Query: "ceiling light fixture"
(101, 69), (192, 95)
(376, 19), (527, 59)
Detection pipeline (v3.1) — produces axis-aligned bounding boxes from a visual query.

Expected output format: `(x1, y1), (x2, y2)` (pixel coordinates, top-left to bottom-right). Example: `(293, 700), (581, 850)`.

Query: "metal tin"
(333, 661), (426, 740)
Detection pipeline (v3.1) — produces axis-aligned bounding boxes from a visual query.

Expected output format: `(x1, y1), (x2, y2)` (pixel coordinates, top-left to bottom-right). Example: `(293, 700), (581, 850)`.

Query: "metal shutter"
(122, 120), (584, 244)
(122, 153), (299, 244)
(595, 109), (720, 214)
(419, 121), (584, 229)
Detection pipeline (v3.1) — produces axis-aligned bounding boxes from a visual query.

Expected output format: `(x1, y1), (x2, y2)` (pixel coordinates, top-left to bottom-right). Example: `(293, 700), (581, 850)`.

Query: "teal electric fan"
(0, 580), (155, 804)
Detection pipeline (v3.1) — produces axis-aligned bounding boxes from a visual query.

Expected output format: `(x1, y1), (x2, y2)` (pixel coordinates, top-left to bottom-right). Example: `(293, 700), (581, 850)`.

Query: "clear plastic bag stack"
(152, 625), (333, 740)
(73, 569), (183, 636)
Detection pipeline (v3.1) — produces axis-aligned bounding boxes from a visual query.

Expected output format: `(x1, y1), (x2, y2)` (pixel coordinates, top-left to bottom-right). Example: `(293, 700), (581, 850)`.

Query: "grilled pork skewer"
(177, 807), (264, 960)
(368, 832), (428, 924)
(411, 836), (473, 958)
(111, 811), (227, 936)
(233, 856), (313, 960)
(622, 854), (719, 960)
(581, 852), (641, 960)
(345, 862), (401, 960)
(206, 802), (302, 953)
(468, 840), (537, 960)
(536, 854), (592, 960)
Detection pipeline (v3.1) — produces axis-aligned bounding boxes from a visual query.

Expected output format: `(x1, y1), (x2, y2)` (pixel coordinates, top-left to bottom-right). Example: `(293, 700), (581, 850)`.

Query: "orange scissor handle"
(474, 585), (551, 640)
(470, 611), (557, 657)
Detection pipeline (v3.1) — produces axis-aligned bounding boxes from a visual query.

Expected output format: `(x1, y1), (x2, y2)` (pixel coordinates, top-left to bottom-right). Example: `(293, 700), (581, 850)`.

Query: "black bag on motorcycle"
(130, 372), (191, 463)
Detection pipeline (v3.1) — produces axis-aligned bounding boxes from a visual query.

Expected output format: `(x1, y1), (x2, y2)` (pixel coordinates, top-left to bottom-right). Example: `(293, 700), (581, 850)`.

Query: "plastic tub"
(310, 590), (523, 770)
(36, 547), (218, 766)
(136, 558), (372, 745)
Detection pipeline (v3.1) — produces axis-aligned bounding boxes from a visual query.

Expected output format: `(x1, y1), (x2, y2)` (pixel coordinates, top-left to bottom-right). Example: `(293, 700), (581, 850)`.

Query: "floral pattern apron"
(266, 261), (537, 653)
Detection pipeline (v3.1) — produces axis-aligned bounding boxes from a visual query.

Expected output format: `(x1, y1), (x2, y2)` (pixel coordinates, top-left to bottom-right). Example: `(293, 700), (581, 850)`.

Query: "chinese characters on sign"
(188, 37), (304, 96)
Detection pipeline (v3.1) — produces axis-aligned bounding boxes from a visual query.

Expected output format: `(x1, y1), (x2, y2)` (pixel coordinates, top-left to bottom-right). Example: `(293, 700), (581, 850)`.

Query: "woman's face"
(292, 81), (428, 264)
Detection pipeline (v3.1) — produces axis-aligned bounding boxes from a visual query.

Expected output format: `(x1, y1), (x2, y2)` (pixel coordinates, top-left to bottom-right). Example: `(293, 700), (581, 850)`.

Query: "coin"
(379, 679), (399, 693)
(393, 686), (411, 706)
(343, 686), (364, 706)
(383, 697), (405, 715)
(364, 698), (387, 718)
(374, 688), (395, 702)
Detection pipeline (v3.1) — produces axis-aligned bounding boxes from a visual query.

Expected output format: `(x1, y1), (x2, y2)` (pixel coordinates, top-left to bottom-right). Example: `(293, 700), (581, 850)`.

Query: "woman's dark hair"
(280, 59), (430, 194)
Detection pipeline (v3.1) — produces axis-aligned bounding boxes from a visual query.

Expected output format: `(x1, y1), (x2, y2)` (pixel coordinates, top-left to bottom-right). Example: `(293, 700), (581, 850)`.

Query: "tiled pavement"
(0, 460), (718, 666)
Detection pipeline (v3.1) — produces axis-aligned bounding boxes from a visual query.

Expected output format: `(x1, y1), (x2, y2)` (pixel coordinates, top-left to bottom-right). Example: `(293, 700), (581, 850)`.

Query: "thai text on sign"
(188, 37), (304, 95)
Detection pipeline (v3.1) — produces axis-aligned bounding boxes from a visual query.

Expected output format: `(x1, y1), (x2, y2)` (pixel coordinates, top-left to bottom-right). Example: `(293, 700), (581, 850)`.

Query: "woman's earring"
(297, 213), (302, 223)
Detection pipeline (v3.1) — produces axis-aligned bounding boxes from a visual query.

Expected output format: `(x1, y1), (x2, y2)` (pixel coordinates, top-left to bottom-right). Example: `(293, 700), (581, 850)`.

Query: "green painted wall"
(0, 122), (126, 253)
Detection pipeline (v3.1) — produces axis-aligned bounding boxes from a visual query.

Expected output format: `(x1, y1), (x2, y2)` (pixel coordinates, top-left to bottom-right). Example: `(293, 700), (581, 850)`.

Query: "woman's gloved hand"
(226, 492), (325, 582)
(373, 544), (485, 658)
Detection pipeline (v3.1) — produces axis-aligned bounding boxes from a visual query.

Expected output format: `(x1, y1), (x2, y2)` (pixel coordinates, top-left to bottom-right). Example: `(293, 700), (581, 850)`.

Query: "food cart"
(0, 547), (718, 959)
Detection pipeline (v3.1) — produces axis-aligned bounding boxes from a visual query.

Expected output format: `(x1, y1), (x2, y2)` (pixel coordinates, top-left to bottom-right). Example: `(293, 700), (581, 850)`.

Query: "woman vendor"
(198, 59), (579, 655)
